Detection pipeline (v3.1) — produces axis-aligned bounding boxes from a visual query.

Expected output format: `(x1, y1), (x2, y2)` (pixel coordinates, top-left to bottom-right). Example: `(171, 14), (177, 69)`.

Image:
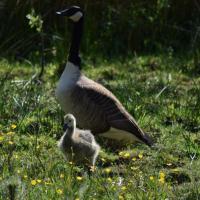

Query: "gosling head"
(63, 114), (76, 130)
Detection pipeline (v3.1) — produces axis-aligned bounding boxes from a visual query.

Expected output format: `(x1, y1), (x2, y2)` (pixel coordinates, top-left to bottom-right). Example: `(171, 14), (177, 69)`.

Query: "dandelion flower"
(159, 177), (165, 184)
(104, 168), (111, 174)
(11, 124), (17, 129)
(45, 181), (52, 185)
(0, 136), (4, 142)
(172, 168), (179, 172)
(76, 176), (83, 181)
(56, 189), (63, 195)
(123, 152), (130, 158)
(168, 185), (172, 190)
(7, 132), (15, 136)
(130, 166), (138, 170)
(31, 180), (37, 186)
(159, 172), (165, 178)
(159, 172), (165, 184)
(138, 153), (143, 159)
(8, 141), (14, 145)
(132, 157), (136, 161)
(121, 186), (127, 191)
(149, 176), (154, 181)
(60, 174), (64, 178)
(37, 179), (42, 183)
(107, 177), (112, 182)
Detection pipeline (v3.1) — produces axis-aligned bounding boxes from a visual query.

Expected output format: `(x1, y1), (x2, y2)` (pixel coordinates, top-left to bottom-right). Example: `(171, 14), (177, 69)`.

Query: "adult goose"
(55, 6), (153, 146)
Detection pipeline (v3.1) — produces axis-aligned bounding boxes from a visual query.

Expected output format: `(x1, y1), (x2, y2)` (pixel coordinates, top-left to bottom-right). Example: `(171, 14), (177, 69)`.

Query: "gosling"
(58, 114), (100, 167)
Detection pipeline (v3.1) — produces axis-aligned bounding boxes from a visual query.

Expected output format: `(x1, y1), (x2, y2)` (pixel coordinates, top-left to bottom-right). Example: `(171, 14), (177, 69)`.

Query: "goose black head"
(56, 6), (83, 22)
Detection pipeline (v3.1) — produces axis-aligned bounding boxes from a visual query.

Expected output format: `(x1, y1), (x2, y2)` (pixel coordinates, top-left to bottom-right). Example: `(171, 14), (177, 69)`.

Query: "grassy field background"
(0, 54), (200, 199)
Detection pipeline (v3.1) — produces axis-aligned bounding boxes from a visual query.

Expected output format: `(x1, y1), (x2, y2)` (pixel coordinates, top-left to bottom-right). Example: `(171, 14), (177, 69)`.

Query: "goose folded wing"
(80, 83), (152, 145)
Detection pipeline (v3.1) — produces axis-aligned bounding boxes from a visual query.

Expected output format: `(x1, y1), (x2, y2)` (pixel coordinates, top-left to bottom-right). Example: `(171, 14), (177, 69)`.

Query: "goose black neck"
(68, 17), (83, 69)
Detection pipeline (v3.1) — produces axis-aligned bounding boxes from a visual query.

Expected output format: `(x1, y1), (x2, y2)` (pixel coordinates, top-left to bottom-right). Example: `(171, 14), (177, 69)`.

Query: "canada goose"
(58, 114), (100, 166)
(55, 6), (153, 146)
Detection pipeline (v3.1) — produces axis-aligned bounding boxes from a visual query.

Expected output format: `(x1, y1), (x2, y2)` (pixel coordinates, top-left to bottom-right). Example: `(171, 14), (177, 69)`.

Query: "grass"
(0, 54), (200, 200)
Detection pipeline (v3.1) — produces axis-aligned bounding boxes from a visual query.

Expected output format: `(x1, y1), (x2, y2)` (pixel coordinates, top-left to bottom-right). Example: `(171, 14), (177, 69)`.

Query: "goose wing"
(77, 129), (93, 143)
(78, 78), (153, 146)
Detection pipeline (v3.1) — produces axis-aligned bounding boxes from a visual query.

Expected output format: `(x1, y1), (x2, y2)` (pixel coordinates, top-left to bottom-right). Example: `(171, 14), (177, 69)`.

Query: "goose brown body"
(56, 62), (153, 146)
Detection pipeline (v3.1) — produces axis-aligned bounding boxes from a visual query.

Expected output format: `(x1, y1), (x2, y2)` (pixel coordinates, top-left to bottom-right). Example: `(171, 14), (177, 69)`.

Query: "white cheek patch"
(69, 11), (83, 22)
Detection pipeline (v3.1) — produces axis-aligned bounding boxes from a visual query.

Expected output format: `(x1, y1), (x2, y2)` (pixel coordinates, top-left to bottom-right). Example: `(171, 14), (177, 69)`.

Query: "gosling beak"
(63, 123), (69, 131)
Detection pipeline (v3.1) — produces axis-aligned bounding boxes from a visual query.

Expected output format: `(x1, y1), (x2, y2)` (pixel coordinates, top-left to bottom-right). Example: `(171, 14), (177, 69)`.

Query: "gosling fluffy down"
(58, 114), (100, 166)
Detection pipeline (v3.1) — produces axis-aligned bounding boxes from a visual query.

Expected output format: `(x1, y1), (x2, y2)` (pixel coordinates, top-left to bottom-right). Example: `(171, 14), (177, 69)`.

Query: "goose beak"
(56, 6), (82, 16)
(56, 9), (69, 16)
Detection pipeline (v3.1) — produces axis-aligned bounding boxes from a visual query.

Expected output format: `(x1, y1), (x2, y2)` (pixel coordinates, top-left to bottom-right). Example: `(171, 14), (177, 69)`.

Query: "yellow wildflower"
(69, 161), (73, 165)
(0, 136), (4, 142)
(76, 176), (83, 181)
(121, 186), (127, 191)
(138, 153), (143, 159)
(60, 174), (64, 178)
(45, 181), (52, 185)
(132, 157), (137, 161)
(107, 177), (112, 182)
(159, 177), (165, 184)
(168, 185), (172, 190)
(7, 132), (15, 136)
(17, 170), (20, 174)
(119, 195), (124, 200)
(37, 179), (42, 183)
(8, 141), (14, 145)
(56, 189), (63, 195)
(104, 168), (111, 174)
(172, 168), (179, 172)
(158, 172), (165, 184)
(119, 151), (124, 156)
(24, 175), (28, 179)
(123, 152), (130, 158)
(31, 180), (37, 186)
(159, 172), (165, 179)
(149, 176), (154, 181)
(130, 166), (138, 170)
(11, 124), (17, 129)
